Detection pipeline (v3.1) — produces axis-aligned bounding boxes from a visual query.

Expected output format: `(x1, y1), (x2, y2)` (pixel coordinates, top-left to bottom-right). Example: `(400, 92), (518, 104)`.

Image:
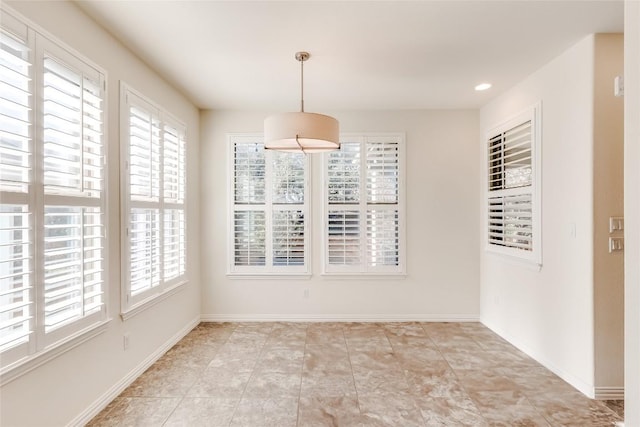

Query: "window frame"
(484, 102), (542, 265)
(227, 133), (311, 278)
(119, 83), (188, 318)
(1, 7), (110, 382)
(321, 133), (406, 277)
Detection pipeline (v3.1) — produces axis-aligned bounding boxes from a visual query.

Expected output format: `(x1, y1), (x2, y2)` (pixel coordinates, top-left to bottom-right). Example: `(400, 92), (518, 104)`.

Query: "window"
(229, 134), (309, 276)
(486, 103), (541, 263)
(1, 12), (107, 369)
(121, 85), (186, 314)
(323, 134), (405, 275)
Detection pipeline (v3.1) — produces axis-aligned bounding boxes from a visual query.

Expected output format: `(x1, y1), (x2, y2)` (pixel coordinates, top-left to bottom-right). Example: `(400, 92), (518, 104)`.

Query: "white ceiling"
(75, 0), (623, 111)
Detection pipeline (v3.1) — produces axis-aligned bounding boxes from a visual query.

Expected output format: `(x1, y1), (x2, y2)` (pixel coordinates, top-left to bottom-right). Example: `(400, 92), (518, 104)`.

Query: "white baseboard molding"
(68, 316), (201, 427)
(480, 319), (617, 400)
(594, 387), (624, 400)
(200, 313), (479, 322)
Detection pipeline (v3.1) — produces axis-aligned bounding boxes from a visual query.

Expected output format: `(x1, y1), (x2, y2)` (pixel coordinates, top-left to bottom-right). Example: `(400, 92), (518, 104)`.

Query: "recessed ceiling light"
(475, 83), (492, 91)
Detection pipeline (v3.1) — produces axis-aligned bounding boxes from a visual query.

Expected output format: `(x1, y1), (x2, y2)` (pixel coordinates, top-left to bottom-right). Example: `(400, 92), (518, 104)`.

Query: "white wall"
(624, 0), (640, 424)
(0, 2), (201, 426)
(200, 110), (480, 321)
(479, 34), (624, 398)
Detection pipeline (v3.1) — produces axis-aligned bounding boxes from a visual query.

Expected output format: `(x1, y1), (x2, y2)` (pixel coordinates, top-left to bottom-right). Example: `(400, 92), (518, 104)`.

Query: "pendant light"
(264, 52), (340, 153)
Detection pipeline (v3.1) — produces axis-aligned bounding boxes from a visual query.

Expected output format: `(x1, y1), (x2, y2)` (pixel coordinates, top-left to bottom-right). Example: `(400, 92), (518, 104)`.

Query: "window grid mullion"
(360, 140), (368, 272)
(265, 150), (273, 268)
(158, 120), (164, 288)
(33, 34), (46, 352)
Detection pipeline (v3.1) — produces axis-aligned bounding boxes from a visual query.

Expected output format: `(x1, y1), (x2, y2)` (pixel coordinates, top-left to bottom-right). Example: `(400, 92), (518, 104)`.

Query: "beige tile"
(298, 396), (362, 427)
(87, 397), (180, 427)
(415, 395), (488, 427)
(301, 371), (358, 397)
(358, 392), (424, 427)
(528, 393), (623, 426)
(230, 397), (298, 427)
(468, 390), (550, 426)
(121, 366), (200, 398)
(187, 368), (252, 398)
(87, 322), (624, 427)
(163, 397), (238, 427)
(242, 370), (302, 398)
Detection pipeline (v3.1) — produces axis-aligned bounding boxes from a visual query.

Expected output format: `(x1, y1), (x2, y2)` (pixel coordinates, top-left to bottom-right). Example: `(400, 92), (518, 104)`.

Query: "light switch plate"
(609, 237), (624, 253)
(609, 217), (624, 233)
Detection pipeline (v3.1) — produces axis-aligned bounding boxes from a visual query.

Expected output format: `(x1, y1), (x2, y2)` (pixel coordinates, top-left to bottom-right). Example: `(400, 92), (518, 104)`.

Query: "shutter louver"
(0, 31), (31, 193)
(129, 106), (160, 202)
(130, 208), (160, 295)
(272, 151), (304, 204)
(163, 124), (185, 203)
(486, 114), (535, 255)
(367, 209), (399, 266)
(0, 28), (33, 353)
(0, 205), (32, 351)
(488, 195), (533, 251)
(272, 210), (304, 266)
(328, 210), (360, 265)
(366, 141), (398, 204)
(234, 142), (265, 204)
(328, 142), (360, 204)
(234, 210), (265, 266)
(164, 208), (185, 280)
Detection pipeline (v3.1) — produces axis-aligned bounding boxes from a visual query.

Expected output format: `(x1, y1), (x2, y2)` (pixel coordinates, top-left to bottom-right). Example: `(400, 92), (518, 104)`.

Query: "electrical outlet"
(123, 333), (130, 350)
(609, 237), (624, 253)
(303, 288), (310, 299)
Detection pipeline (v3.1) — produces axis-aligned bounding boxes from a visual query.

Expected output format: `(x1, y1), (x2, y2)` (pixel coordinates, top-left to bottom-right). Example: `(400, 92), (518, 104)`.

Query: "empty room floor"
(88, 322), (623, 426)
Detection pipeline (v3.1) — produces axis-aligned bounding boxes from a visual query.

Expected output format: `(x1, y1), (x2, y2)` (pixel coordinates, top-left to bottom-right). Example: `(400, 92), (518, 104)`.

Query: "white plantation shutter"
(0, 205), (31, 353)
(327, 210), (361, 265)
(486, 105), (540, 261)
(229, 135), (309, 274)
(324, 135), (405, 274)
(488, 195), (533, 250)
(0, 21), (33, 358)
(234, 210), (266, 266)
(122, 87), (187, 311)
(40, 37), (106, 335)
(2, 11), (108, 368)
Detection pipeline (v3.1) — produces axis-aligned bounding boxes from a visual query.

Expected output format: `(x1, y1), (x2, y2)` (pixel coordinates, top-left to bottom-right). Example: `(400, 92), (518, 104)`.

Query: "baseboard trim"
(200, 313), (479, 322)
(594, 387), (625, 400)
(67, 316), (201, 427)
(480, 319), (598, 399)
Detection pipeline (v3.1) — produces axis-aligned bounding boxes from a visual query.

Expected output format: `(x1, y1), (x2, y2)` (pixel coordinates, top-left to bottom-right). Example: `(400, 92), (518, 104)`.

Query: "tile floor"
(88, 322), (624, 426)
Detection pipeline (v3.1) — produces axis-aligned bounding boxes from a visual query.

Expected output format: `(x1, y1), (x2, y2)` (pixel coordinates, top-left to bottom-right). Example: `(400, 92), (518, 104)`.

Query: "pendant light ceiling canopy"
(264, 52), (340, 153)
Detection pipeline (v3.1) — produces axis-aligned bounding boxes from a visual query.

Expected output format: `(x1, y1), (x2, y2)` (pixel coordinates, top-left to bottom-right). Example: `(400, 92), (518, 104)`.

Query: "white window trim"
(321, 133), (407, 277)
(227, 133), (311, 277)
(484, 102), (542, 266)
(0, 5), (110, 380)
(119, 82), (188, 318)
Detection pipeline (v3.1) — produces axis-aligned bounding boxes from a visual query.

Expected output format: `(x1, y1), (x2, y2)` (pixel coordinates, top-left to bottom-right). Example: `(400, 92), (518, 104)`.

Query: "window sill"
(226, 273), (312, 280)
(485, 249), (542, 271)
(121, 281), (188, 321)
(1, 318), (111, 386)
(321, 273), (407, 280)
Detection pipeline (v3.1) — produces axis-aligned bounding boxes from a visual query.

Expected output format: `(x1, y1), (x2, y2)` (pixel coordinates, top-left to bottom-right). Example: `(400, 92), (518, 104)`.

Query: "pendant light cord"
(300, 57), (305, 113)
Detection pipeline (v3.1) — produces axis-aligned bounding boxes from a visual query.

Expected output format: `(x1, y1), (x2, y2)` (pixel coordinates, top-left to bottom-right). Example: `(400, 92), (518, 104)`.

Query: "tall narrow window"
(121, 86), (186, 313)
(324, 134), (405, 275)
(229, 134), (309, 275)
(486, 104), (541, 263)
(1, 12), (107, 370)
